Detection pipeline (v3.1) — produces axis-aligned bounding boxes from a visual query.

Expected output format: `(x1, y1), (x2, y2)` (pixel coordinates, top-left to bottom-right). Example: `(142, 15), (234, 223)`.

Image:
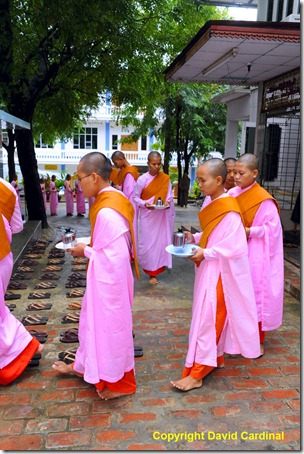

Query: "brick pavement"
(0, 203), (300, 451)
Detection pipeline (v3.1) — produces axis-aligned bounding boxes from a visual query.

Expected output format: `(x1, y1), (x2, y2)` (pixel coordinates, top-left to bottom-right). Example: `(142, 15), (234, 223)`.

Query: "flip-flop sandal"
(43, 265), (63, 272)
(134, 345), (143, 351)
(28, 292), (51, 299)
(67, 301), (82, 310)
(48, 259), (65, 265)
(58, 351), (77, 364)
(27, 359), (40, 367)
(24, 254), (43, 260)
(19, 259), (35, 267)
(58, 348), (77, 360)
(12, 273), (32, 280)
(68, 272), (86, 280)
(72, 265), (87, 271)
(60, 332), (79, 343)
(40, 273), (60, 280)
(5, 292), (21, 301)
(7, 282), (28, 290)
(35, 282), (57, 289)
(6, 303), (16, 311)
(61, 327), (78, 335)
(28, 329), (48, 338)
(61, 313), (80, 324)
(65, 280), (86, 288)
(66, 289), (84, 298)
(134, 350), (143, 358)
(72, 258), (88, 264)
(22, 315), (48, 326)
(26, 302), (53, 311)
(17, 266), (34, 273)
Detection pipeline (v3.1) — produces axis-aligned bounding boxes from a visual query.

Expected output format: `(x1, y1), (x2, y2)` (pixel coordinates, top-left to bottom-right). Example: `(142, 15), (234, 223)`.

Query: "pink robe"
(186, 193), (260, 368)
(0, 179), (32, 369)
(64, 180), (74, 214)
(120, 172), (138, 250)
(49, 181), (58, 215)
(228, 184), (284, 331)
(134, 172), (175, 272)
(73, 187), (135, 384)
(75, 180), (86, 215)
(40, 183), (47, 211)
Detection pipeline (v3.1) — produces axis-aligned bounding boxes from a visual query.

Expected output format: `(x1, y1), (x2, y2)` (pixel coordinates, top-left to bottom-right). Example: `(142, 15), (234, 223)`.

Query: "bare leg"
(171, 375), (202, 392)
(96, 387), (135, 400)
(36, 344), (44, 355)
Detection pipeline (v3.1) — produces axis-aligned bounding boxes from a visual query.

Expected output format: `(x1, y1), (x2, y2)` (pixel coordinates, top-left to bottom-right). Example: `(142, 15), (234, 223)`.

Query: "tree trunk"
(7, 129), (16, 181)
(15, 128), (48, 228)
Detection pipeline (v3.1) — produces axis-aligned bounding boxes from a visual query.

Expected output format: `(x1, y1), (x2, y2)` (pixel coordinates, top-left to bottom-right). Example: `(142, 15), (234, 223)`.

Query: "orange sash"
(198, 197), (243, 249)
(0, 182), (15, 260)
(116, 166), (139, 186)
(89, 190), (139, 279)
(109, 168), (119, 185)
(141, 172), (170, 204)
(236, 183), (279, 227)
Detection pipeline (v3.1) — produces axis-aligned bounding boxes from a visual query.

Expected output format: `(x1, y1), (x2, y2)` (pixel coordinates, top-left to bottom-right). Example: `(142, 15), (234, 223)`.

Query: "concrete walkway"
(1, 201), (300, 450)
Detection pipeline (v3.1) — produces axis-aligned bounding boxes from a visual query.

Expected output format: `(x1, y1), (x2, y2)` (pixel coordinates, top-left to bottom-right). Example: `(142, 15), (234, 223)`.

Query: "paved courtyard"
(0, 202), (300, 451)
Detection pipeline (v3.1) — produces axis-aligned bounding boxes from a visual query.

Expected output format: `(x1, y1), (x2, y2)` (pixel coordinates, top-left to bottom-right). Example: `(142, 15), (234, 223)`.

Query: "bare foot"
(52, 361), (75, 374)
(97, 387), (135, 400)
(259, 344), (265, 357)
(36, 343), (44, 355)
(217, 362), (225, 369)
(149, 277), (158, 285)
(171, 375), (202, 391)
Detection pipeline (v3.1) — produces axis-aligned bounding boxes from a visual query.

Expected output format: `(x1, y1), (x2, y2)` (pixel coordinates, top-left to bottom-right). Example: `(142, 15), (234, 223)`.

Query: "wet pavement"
(1, 201), (300, 451)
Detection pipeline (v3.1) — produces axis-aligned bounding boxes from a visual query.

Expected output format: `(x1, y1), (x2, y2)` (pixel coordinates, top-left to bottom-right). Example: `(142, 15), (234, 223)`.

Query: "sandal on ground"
(24, 254), (43, 260)
(17, 266), (34, 273)
(19, 259), (36, 267)
(68, 272), (86, 280)
(6, 303), (16, 311)
(134, 345), (143, 351)
(65, 280), (86, 288)
(40, 273), (60, 280)
(72, 257), (88, 264)
(43, 265), (63, 272)
(61, 313), (80, 324)
(66, 289), (84, 298)
(48, 259), (65, 265)
(58, 349), (77, 364)
(7, 282), (28, 290)
(72, 265), (87, 271)
(60, 332), (79, 343)
(5, 292), (21, 301)
(27, 359), (40, 367)
(12, 273), (32, 280)
(26, 302), (53, 311)
(67, 301), (82, 310)
(28, 292), (51, 299)
(28, 329), (48, 338)
(134, 350), (143, 358)
(35, 282), (57, 289)
(22, 315), (48, 326)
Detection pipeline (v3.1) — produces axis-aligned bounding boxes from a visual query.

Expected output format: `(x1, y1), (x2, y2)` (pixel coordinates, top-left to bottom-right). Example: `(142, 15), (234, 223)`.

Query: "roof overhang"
(0, 109), (30, 130)
(164, 20), (300, 86)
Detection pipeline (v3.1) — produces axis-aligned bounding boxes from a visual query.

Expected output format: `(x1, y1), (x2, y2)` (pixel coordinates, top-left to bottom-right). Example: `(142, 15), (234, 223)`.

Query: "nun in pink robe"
(75, 179), (86, 216)
(133, 172), (175, 276)
(0, 179), (39, 382)
(73, 187), (135, 386)
(119, 171), (139, 253)
(49, 176), (58, 215)
(186, 193), (260, 369)
(64, 175), (74, 216)
(228, 184), (284, 333)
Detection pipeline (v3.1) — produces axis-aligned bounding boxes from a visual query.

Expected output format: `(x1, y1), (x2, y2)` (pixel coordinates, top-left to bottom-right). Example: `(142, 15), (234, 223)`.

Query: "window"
(141, 136), (147, 150)
(112, 134), (118, 150)
(74, 127), (98, 149)
(35, 134), (53, 148)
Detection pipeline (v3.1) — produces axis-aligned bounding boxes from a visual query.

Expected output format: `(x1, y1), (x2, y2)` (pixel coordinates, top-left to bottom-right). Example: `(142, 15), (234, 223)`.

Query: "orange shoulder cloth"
(236, 182), (279, 227)
(89, 190), (139, 279)
(116, 166), (139, 186)
(109, 168), (119, 185)
(0, 181), (16, 222)
(141, 172), (170, 203)
(198, 197), (243, 249)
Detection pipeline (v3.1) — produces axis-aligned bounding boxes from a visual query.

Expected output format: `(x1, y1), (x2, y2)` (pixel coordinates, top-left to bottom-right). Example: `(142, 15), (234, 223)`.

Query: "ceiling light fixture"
(202, 48), (238, 76)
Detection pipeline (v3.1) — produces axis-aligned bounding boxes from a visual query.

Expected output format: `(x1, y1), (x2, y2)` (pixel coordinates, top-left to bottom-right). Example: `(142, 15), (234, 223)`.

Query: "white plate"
(55, 237), (91, 250)
(148, 204), (170, 210)
(165, 244), (200, 257)
(76, 237), (91, 244)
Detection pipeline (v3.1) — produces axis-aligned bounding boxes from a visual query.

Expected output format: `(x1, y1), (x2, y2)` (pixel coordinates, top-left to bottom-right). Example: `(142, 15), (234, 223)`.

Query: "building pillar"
(224, 120), (238, 159)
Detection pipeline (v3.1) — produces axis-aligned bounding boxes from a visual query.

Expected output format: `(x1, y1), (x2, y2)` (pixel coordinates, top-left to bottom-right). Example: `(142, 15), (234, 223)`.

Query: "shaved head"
(148, 151), (161, 162)
(79, 152), (111, 181)
(200, 158), (227, 184)
(237, 153), (259, 171)
(224, 157), (236, 165)
(111, 151), (125, 161)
